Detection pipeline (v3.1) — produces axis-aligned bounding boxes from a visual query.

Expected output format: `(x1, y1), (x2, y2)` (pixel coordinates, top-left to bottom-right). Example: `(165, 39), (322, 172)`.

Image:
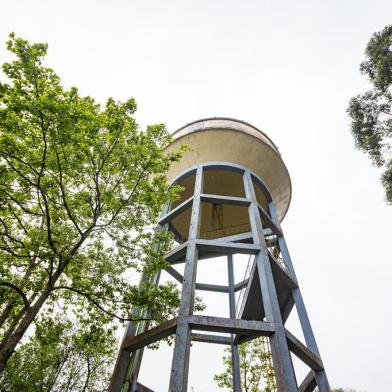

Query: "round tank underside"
(165, 118), (292, 222)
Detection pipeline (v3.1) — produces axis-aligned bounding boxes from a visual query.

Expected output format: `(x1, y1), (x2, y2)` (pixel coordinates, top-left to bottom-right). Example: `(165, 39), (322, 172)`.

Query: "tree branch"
(54, 148), (82, 234)
(0, 150), (39, 176)
(2, 190), (42, 217)
(52, 285), (151, 322)
(96, 156), (153, 228)
(0, 282), (30, 308)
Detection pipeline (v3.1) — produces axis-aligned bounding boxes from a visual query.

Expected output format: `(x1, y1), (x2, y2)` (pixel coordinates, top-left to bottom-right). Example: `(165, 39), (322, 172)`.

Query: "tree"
(347, 25), (392, 202)
(215, 338), (358, 392)
(214, 337), (276, 392)
(0, 33), (184, 370)
(0, 312), (115, 392)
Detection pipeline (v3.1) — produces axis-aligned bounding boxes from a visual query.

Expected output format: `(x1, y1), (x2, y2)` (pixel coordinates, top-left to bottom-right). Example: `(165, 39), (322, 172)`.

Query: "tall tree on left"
(0, 33), (184, 371)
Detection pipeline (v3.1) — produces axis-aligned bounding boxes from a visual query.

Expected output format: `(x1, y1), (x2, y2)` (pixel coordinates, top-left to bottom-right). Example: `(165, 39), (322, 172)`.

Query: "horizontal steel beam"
(159, 197), (193, 226)
(122, 318), (177, 352)
(234, 278), (249, 292)
(200, 193), (251, 206)
(298, 370), (317, 392)
(214, 229), (271, 244)
(121, 315), (275, 353)
(189, 315), (275, 336)
(196, 239), (260, 255)
(285, 329), (324, 371)
(165, 240), (260, 265)
(165, 242), (188, 264)
(195, 283), (229, 293)
(214, 231), (253, 243)
(191, 333), (232, 345)
(233, 333), (258, 346)
(167, 266), (229, 293)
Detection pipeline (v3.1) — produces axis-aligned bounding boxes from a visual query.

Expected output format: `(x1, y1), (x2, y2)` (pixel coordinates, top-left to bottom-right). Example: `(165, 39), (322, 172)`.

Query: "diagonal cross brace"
(285, 329), (324, 371)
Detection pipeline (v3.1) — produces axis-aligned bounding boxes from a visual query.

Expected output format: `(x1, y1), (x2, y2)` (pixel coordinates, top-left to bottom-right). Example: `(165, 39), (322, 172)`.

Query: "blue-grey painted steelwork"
(110, 161), (330, 392)
(109, 270), (160, 392)
(268, 202), (330, 392)
(109, 201), (171, 392)
(243, 171), (297, 391)
(168, 166), (203, 391)
(228, 254), (242, 392)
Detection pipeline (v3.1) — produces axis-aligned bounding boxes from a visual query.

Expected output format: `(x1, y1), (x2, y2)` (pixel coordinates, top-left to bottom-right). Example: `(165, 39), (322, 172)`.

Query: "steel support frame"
(112, 161), (330, 392)
(109, 270), (161, 392)
(109, 197), (171, 392)
(168, 166), (203, 391)
(268, 202), (330, 392)
(243, 171), (298, 391)
(228, 254), (242, 392)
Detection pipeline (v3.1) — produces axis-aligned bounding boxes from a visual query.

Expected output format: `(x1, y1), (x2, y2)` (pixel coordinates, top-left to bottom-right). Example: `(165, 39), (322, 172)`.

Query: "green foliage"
(347, 25), (392, 203)
(0, 313), (116, 392)
(0, 33), (184, 370)
(214, 337), (276, 392)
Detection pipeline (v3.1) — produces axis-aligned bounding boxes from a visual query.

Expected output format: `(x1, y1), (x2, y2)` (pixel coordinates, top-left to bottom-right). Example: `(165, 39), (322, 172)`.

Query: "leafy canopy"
(347, 25), (392, 202)
(0, 33), (183, 369)
(0, 312), (116, 392)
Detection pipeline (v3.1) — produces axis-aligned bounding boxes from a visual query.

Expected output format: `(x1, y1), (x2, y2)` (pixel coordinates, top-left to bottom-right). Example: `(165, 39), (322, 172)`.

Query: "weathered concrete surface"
(165, 117), (291, 222)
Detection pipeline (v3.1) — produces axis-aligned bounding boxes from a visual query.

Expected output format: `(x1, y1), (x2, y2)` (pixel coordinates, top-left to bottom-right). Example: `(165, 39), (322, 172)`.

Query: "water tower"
(110, 118), (330, 392)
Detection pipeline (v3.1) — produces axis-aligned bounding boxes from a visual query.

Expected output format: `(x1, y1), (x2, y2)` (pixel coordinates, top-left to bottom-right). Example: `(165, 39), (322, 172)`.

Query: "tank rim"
(169, 117), (292, 221)
(172, 117), (281, 156)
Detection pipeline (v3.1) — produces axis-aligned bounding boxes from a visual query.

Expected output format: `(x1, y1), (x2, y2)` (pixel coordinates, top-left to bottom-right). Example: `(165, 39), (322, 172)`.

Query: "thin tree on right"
(347, 25), (392, 203)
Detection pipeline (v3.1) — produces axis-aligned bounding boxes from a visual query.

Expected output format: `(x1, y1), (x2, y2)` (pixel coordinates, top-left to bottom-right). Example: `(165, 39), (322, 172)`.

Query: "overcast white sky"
(1, 1), (392, 391)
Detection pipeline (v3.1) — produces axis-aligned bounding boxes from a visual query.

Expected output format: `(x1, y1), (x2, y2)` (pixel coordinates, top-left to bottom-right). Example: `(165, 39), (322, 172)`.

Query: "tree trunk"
(0, 241), (84, 371)
(0, 306), (28, 346)
(0, 288), (51, 371)
(0, 263), (37, 327)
